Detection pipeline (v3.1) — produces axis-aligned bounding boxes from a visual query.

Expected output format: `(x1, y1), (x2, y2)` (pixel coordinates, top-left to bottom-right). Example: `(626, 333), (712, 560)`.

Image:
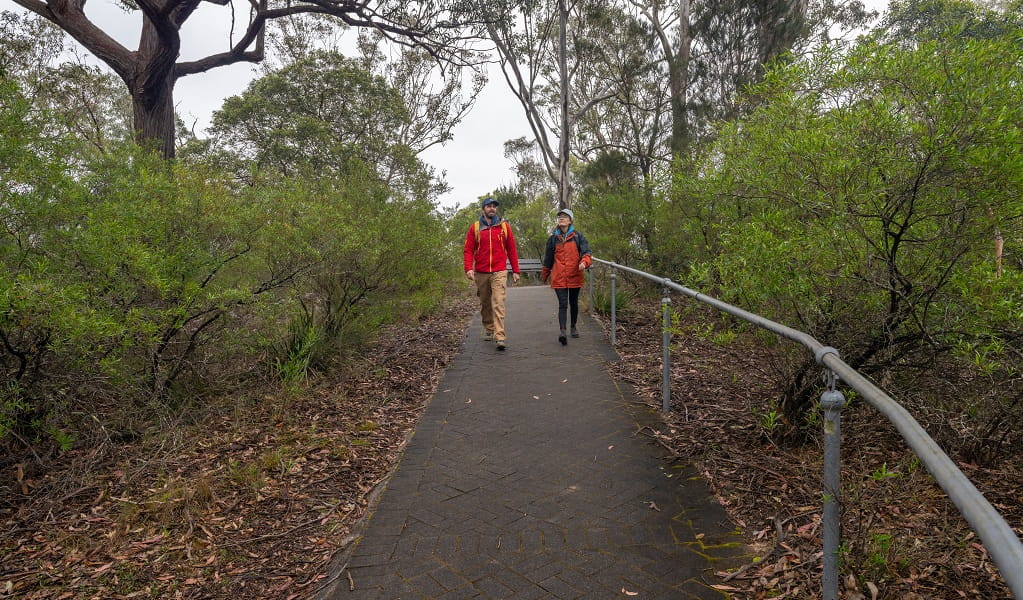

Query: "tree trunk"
(994, 230), (1003, 277)
(130, 71), (176, 159)
(558, 0), (571, 210)
(130, 17), (180, 159)
(668, 0), (692, 159)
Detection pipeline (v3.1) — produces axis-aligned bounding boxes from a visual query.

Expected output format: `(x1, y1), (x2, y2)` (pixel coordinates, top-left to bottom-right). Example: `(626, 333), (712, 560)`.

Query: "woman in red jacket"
(540, 208), (593, 345)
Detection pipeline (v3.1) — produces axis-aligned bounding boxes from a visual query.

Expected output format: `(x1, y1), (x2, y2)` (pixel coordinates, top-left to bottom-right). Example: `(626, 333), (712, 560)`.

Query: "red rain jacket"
(541, 229), (592, 289)
(464, 219), (521, 274)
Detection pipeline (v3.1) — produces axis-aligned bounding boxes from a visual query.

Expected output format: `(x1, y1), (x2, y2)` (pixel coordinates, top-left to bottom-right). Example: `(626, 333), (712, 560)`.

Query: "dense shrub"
(669, 31), (1022, 456)
(0, 77), (452, 454)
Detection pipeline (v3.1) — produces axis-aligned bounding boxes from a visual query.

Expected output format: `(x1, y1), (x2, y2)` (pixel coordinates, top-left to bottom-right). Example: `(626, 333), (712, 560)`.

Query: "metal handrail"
(588, 256), (1023, 599)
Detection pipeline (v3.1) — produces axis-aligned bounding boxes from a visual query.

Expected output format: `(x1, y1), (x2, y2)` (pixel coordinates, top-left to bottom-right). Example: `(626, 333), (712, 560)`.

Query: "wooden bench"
(514, 258), (543, 273)
(508, 258), (544, 283)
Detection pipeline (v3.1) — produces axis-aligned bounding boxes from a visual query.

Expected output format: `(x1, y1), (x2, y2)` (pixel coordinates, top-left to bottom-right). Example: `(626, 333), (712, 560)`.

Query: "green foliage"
(0, 12), (132, 159)
(205, 50), (433, 199)
(753, 404), (783, 440)
(2, 136), (273, 409)
(226, 459), (266, 494)
(490, 185), (529, 215)
(865, 531), (897, 575)
(275, 316), (319, 388)
(679, 19), (1023, 441)
(878, 0), (1021, 44)
(502, 193), (556, 262)
(869, 463), (901, 482)
(575, 152), (653, 267)
(0, 382), (28, 444)
(266, 170), (452, 367)
(589, 286), (631, 315)
(0, 73), (452, 453)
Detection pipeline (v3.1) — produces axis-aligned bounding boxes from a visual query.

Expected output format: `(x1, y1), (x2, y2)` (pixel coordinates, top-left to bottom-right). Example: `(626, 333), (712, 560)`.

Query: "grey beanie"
(557, 208), (574, 221)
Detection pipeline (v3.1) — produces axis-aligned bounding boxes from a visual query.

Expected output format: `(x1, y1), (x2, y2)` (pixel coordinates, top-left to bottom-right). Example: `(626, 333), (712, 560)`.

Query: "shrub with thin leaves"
(2, 78), (450, 452)
(675, 28), (1023, 454)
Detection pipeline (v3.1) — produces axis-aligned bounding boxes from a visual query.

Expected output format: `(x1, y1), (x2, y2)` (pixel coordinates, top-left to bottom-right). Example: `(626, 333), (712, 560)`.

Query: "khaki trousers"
(476, 271), (508, 341)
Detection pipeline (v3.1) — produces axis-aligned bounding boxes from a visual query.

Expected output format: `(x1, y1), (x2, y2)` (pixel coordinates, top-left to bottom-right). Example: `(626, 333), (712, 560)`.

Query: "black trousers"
(554, 287), (581, 331)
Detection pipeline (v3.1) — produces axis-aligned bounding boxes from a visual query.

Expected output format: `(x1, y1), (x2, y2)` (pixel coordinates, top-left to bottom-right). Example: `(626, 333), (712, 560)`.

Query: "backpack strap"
(474, 220), (509, 244)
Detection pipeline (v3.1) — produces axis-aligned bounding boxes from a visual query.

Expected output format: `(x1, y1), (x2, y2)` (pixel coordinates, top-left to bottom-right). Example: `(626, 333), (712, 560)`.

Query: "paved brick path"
(320, 286), (747, 599)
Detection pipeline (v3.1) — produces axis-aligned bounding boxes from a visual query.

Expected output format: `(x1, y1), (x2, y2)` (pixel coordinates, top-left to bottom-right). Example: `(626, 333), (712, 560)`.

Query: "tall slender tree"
(557, 0), (570, 208)
(484, 0), (619, 208)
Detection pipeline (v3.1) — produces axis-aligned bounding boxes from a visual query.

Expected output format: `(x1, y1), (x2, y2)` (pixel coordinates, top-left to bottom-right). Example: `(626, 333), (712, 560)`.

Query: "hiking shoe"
(483, 331), (494, 341)
(496, 339), (506, 351)
(570, 327), (579, 338)
(558, 331), (567, 346)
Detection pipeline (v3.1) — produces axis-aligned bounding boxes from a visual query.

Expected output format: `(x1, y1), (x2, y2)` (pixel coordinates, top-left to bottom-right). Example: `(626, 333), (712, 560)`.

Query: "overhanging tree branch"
(14, 0), (134, 78)
(10, 0), (487, 158)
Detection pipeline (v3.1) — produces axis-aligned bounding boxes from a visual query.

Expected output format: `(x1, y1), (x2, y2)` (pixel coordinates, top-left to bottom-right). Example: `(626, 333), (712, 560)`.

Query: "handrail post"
(821, 376), (846, 600)
(661, 281), (672, 413)
(588, 256), (1023, 596)
(610, 267), (618, 347)
(588, 267), (594, 315)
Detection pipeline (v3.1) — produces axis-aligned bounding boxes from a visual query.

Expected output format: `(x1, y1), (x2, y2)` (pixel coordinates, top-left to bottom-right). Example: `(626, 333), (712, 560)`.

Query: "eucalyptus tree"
(9, 0), (487, 158)
(484, 0), (661, 208)
(0, 10), (63, 84)
(243, 15), (486, 165)
(628, 0), (876, 161)
(568, 4), (668, 185)
(876, 0), (1023, 43)
(503, 136), (552, 204)
(485, 0), (874, 210)
(482, 0), (565, 205)
(352, 30), (486, 163)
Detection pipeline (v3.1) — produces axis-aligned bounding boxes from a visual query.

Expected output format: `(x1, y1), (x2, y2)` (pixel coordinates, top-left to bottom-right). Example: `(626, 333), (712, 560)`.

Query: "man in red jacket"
(464, 197), (520, 350)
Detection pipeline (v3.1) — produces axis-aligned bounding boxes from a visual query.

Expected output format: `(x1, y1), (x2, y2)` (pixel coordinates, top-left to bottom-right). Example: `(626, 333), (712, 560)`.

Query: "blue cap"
(482, 197), (499, 208)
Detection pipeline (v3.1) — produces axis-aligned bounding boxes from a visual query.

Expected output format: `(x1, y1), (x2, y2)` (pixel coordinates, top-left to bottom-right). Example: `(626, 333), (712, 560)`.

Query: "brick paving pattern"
(321, 286), (748, 599)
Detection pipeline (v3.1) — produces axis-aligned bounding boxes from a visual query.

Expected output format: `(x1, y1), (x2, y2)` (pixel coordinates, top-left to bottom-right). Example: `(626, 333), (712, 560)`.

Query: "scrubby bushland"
(574, 151), (656, 270)
(664, 7), (1023, 459)
(266, 167), (452, 386)
(0, 77), (452, 459)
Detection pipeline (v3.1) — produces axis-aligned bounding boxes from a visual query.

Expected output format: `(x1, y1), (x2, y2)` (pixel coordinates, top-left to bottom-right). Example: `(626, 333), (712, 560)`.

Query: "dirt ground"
(1, 293), (1018, 599)
(1, 298), (476, 599)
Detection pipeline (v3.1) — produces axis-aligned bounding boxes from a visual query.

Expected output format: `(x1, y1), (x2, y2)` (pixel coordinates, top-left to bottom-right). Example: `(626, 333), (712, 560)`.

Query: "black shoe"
(496, 339), (506, 351)
(558, 331), (567, 345)
(570, 327), (579, 338)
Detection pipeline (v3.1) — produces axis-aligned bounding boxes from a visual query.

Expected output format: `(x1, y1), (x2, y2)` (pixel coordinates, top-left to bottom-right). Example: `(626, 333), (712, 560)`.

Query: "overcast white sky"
(5, 1), (888, 211)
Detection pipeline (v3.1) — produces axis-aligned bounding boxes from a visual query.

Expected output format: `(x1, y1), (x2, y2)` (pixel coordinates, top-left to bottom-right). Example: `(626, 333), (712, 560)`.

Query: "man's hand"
(512, 273), (520, 284)
(465, 270), (474, 281)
